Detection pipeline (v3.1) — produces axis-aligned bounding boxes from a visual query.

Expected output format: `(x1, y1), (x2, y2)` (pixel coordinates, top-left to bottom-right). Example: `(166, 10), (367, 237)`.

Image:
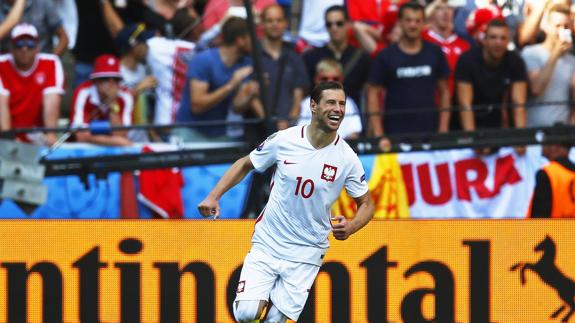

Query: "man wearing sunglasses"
(303, 5), (371, 107)
(0, 23), (64, 145)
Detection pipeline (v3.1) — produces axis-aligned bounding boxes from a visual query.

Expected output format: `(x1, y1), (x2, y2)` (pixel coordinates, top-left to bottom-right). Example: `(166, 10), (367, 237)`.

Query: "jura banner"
(0, 220), (573, 322)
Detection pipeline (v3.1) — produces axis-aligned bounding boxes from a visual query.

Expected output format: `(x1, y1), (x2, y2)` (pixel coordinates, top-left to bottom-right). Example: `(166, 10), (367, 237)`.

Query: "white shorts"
(234, 248), (320, 321)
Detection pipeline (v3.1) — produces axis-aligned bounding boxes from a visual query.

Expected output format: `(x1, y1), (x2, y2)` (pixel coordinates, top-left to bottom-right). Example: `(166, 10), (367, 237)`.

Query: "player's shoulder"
(335, 136), (360, 160)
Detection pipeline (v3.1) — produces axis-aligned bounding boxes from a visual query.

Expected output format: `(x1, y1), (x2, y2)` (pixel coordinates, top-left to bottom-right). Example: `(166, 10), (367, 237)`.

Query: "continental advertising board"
(0, 220), (573, 322)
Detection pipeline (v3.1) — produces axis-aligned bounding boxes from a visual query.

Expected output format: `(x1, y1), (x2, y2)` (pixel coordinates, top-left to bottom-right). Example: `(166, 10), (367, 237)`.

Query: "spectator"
(522, 4), (575, 127)
(73, 0), (170, 87)
(303, 5), (371, 107)
(70, 54), (133, 147)
(0, 0), (24, 40)
(298, 58), (362, 139)
(175, 17), (263, 142)
(0, 0), (69, 55)
(0, 23), (64, 145)
(297, 0), (342, 49)
(260, 4), (309, 130)
(423, 0), (471, 96)
(116, 23), (159, 142)
(455, 19), (527, 154)
(116, 24), (158, 96)
(518, 0), (572, 47)
(367, 2), (450, 140)
(529, 129), (575, 218)
(100, 0), (198, 130)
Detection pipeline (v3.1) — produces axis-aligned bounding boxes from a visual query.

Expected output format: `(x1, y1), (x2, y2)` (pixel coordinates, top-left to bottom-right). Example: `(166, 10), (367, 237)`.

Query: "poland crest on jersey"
(321, 164), (337, 182)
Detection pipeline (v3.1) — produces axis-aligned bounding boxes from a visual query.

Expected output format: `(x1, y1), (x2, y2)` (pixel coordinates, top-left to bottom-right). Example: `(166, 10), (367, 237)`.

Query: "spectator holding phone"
(521, 4), (575, 127)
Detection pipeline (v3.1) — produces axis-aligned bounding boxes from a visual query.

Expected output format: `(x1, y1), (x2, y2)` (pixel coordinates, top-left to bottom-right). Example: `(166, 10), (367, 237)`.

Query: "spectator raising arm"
(0, 0), (26, 39)
(52, 26), (69, 56)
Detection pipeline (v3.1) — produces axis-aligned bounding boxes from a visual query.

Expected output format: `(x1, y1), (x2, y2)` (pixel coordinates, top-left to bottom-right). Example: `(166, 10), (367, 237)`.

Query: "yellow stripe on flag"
(332, 154), (410, 219)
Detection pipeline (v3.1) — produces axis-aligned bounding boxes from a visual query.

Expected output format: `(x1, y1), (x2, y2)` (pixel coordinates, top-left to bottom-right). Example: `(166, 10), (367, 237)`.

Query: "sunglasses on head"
(326, 20), (345, 28)
(13, 39), (37, 49)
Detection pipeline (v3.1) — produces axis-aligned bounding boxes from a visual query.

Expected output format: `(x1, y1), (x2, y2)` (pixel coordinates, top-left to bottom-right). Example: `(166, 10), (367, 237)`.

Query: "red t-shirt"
(70, 80), (133, 127)
(0, 53), (64, 129)
(422, 29), (471, 94)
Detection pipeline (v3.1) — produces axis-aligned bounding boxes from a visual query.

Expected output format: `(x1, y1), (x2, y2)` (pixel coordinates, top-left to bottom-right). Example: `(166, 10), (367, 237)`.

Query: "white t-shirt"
(298, 95), (363, 139)
(249, 125), (368, 266)
(146, 37), (195, 124)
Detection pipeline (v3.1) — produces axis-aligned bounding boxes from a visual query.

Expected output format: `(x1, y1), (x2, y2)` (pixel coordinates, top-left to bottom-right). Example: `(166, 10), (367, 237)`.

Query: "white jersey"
(146, 37), (195, 124)
(249, 125), (368, 266)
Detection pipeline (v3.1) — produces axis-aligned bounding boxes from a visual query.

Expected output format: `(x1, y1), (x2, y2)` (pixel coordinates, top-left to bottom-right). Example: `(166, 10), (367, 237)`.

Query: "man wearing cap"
(69, 54), (134, 147)
(0, 23), (64, 145)
(0, 0), (68, 55)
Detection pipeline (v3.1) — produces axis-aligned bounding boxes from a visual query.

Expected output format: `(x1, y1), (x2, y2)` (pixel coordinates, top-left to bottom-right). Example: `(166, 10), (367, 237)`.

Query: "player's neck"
(307, 124), (337, 149)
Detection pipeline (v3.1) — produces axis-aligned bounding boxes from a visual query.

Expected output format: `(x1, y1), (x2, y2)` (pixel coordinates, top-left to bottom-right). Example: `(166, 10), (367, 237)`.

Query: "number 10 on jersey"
(295, 177), (315, 198)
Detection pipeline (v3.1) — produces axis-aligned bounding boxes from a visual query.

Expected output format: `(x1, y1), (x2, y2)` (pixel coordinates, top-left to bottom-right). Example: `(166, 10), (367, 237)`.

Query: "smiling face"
(311, 88), (346, 132)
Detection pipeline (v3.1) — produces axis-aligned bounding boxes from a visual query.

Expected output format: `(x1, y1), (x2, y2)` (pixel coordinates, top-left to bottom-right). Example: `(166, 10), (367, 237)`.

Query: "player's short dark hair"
(222, 17), (249, 45)
(398, 2), (425, 19)
(310, 81), (345, 105)
(325, 5), (349, 21)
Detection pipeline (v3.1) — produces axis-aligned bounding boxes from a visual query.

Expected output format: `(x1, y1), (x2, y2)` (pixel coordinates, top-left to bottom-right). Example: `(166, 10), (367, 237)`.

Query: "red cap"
(466, 5), (504, 39)
(90, 54), (122, 80)
(11, 23), (39, 41)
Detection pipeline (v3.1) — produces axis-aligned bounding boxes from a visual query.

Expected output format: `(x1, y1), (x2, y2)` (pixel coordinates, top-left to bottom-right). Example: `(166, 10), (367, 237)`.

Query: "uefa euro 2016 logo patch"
(321, 164), (337, 182)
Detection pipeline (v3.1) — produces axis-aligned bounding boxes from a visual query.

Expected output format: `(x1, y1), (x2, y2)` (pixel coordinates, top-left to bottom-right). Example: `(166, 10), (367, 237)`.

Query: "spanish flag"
(332, 154), (410, 219)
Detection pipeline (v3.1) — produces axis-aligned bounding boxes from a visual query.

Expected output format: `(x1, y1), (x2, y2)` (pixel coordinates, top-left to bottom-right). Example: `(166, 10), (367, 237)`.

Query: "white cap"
(11, 23), (39, 41)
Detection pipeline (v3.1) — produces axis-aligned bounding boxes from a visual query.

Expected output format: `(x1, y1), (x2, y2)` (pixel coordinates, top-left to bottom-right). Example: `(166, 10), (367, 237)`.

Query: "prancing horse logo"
(510, 236), (575, 322)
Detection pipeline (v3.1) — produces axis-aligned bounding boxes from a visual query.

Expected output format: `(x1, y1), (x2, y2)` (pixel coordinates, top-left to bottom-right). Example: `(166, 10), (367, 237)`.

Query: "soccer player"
(198, 81), (375, 322)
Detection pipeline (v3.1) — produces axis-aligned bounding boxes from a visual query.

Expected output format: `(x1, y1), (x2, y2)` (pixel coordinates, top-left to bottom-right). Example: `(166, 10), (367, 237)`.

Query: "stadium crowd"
(0, 0), (575, 219)
(1, 0), (575, 146)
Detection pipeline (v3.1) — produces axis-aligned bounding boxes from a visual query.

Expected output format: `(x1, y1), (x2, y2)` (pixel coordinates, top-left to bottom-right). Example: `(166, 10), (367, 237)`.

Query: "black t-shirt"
(302, 45), (371, 105)
(368, 41), (450, 135)
(455, 46), (527, 129)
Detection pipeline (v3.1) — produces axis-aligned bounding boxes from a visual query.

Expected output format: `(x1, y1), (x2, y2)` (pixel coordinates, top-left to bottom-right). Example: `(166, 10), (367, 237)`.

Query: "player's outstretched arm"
(197, 155), (255, 218)
(332, 192), (375, 240)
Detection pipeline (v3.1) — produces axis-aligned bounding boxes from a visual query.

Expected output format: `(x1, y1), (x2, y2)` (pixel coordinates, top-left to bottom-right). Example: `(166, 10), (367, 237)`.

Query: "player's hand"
(197, 196), (220, 219)
(331, 215), (353, 240)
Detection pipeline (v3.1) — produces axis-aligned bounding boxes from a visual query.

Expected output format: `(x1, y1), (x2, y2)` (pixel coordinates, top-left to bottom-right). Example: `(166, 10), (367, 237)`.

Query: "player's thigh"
(235, 248), (280, 302)
(269, 261), (320, 321)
